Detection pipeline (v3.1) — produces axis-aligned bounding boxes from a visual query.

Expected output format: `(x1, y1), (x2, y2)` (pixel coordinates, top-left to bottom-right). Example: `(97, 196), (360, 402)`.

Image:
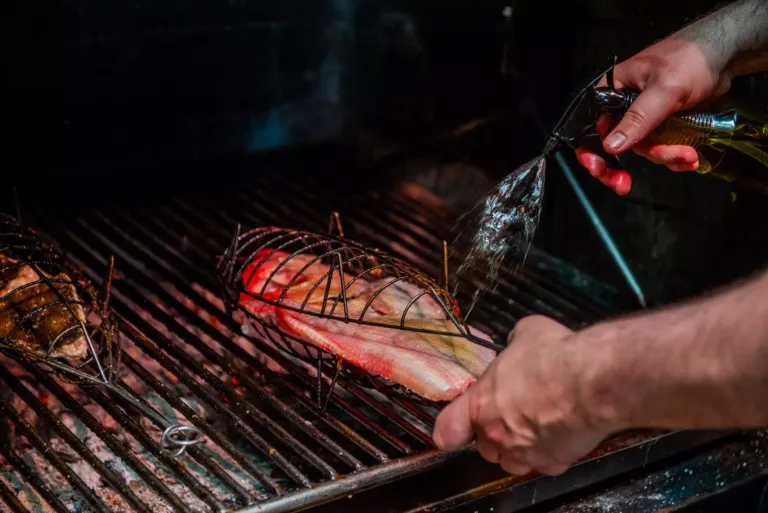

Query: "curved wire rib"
(0, 213), (202, 457)
(216, 217), (503, 409)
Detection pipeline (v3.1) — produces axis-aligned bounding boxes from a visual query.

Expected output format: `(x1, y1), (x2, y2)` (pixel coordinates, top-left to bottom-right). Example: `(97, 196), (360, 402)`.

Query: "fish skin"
(239, 249), (496, 401)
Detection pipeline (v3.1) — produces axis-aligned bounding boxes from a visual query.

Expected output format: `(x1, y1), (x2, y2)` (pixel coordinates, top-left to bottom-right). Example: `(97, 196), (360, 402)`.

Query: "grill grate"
(1, 172), (621, 513)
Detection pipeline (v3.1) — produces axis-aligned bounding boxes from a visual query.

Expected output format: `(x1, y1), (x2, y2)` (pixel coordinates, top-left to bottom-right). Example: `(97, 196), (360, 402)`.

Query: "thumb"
(433, 391), (475, 450)
(602, 84), (681, 154)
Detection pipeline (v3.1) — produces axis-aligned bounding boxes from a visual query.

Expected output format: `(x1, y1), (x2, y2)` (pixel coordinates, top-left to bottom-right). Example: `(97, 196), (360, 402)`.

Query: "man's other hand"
(432, 316), (616, 476)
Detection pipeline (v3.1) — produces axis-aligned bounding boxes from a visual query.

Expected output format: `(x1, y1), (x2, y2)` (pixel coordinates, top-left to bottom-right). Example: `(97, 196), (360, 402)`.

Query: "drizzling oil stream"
(454, 155), (546, 316)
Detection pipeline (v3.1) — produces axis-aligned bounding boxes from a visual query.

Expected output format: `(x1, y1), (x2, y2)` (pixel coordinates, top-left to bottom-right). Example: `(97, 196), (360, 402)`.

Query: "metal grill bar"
(274, 378), (391, 462)
(122, 320), (336, 483)
(82, 379), (227, 510)
(0, 400), (112, 513)
(23, 363), (193, 512)
(119, 352), (284, 494)
(0, 364), (153, 513)
(108, 375), (256, 506)
(0, 438), (71, 513)
(0, 475), (27, 513)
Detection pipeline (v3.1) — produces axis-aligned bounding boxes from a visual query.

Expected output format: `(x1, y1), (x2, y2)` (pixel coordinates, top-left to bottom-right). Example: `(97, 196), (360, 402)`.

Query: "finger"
(575, 148), (607, 178)
(507, 448), (569, 477)
(476, 435), (501, 464)
(433, 392), (475, 451)
(603, 84), (683, 154)
(668, 161), (699, 172)
(537, 463), (569, 477)
(499, 453), (532, 476)
(632, 142), (699, 168)
(607, 169), (632, 195)
(595, 168), (632, 195)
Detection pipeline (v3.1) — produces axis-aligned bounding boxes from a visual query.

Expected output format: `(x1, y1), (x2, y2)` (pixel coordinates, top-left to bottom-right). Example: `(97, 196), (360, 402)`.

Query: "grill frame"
(0, 172), (730, 513)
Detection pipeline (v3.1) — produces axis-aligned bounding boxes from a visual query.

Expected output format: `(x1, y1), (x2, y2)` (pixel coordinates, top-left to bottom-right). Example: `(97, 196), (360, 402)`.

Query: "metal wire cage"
(0, 213), (203, 456)
(0, 212), (121, 382)
(216, 213), (503, 410)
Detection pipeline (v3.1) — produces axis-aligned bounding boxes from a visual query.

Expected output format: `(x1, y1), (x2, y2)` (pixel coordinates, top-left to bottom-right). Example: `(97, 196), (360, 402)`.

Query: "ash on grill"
(0, 334), (259, 513)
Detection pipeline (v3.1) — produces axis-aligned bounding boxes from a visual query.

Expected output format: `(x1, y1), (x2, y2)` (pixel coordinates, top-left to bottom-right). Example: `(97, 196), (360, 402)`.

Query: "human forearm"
(677, 0), (768, 75)
(580, 270), (768, 431)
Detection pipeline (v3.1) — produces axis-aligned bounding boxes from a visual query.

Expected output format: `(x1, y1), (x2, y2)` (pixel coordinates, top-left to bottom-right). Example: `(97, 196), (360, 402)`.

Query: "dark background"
(3, 0), (767, 304)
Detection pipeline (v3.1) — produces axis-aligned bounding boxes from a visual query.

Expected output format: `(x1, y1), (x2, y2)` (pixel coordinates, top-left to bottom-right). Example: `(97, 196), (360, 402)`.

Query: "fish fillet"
(0, 253), (88, 360)
(239, 249), (496, 401)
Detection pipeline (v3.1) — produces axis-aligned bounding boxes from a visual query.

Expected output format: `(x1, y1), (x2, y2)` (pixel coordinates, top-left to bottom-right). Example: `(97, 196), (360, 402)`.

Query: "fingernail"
(604, 131), (627, 151)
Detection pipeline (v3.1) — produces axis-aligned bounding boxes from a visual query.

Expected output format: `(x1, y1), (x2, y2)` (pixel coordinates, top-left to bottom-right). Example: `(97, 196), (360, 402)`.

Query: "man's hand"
(432, 316), (616, 476)
(577, 37), (726, 195)
(577, 0), (768, 195)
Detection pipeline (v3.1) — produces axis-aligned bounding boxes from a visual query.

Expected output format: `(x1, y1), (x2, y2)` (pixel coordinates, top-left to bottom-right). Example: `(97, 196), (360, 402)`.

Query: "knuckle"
(483, 424), (506, 444)
(505, 416), (539, 448)
(513, 315), (547, 332)
(467, 390), (485, 424)
(657, 75), (687, 98)
(500, 458), (530, 476)
(512, 315), (565, 337)
(621, 108), (650, 129)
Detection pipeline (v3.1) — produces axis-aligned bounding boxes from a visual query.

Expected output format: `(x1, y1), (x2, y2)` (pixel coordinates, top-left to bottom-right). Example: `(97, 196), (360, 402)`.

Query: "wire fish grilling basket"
(0, 213), (203, 456)
(216, 213), (504, 411)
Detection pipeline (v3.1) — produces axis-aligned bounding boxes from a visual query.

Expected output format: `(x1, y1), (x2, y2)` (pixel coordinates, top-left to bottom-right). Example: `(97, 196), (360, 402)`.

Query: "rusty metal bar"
(81, 383), (226, 510)
(107, 375), (256, 507)
(23, 364), (193, 513)
(0, 475), (28, 513)
(0, 447), (70, 513)
(117, 318), (315, 488)
(0, 400), (113, 513)
(0, 364), (154, 513)
(118, 352), (283, 495)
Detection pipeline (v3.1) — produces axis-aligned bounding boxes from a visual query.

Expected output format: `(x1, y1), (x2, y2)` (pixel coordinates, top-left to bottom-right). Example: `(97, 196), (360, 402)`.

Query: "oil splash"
(454, 155), (546, 309)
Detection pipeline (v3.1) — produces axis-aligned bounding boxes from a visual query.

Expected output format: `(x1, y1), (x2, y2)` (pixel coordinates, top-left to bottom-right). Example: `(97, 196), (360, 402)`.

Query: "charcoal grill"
(0, 168), (757, 513)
